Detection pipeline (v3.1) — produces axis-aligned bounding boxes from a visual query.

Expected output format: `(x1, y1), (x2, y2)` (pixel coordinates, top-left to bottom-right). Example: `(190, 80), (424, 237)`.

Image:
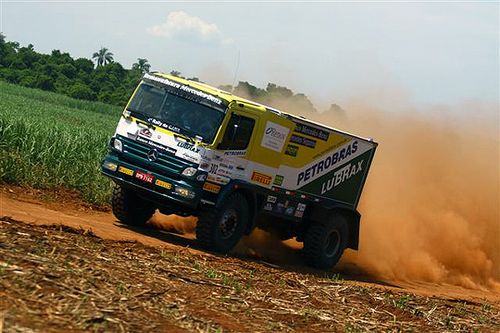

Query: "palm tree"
(132, 58), (150, 73)
(92, 47), (113, 67)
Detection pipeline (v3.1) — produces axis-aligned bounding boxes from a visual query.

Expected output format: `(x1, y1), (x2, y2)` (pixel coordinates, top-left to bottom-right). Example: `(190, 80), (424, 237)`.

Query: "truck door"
(212, 111), (258, 182)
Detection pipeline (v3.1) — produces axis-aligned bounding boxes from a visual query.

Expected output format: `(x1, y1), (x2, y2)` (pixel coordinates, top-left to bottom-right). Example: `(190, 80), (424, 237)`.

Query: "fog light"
(175, 187), (195, 199)
(181, 167), (197, 177)
(103, 161), (118, 171)
(113, 138), (123, 152)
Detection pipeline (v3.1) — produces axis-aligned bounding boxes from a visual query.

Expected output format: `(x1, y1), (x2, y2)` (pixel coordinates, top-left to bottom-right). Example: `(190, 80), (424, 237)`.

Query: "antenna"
(231, 50), (240, 93)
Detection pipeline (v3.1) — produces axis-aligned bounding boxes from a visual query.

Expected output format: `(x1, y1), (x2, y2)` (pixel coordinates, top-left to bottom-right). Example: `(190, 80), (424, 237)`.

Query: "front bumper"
(101, 154), (200, 210)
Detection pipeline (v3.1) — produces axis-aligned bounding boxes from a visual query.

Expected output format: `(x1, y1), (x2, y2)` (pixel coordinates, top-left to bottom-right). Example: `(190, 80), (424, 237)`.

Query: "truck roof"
(151, 72), (377, 145)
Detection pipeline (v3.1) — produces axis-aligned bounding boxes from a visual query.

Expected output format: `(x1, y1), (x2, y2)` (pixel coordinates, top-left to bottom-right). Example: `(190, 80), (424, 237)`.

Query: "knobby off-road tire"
(196, 193), (249, 254)
(112, 184), (156, 226)
(303, 215), (349, 269)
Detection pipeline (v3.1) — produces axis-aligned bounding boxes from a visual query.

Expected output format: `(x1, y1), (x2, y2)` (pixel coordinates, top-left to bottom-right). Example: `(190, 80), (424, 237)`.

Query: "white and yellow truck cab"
(102, 72), (377, 269)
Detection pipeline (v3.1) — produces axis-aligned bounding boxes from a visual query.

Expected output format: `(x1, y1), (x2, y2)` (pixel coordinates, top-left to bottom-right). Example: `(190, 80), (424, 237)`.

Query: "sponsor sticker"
(261, 121), (290, 152)
(217, 168), (232, 177)
(209, 164), (219, 174)
(196, 174), (207, 182)
(263, 203), (273, 211)
(139, 128), (153, 138)
(181, 152), (198, 163)
(219, 163), (234, 170)
(294, 123), (330, 141)
(143, 73), (223, 105)
(118, 166), (134, 176)
(273, 175), (284, 186)
(285, 144), (299, 157)
(147, 118), (181, 133)
(290, 134), (317, 148)
(223, 150), (246, 156)
(177, 141), (200, 153)
(297, 203), (307, 212)
(136, 136), (177, 155)
(275, 202), (285, 214)
(135, 170), (154, 183)
(294, 211), (304, 218)
(203, 182), (221, 194)
(155, 179), (172, 190)
(267, 195), (277, 203)
(215, 175), (230, 185)
(251, 171), (272, 186)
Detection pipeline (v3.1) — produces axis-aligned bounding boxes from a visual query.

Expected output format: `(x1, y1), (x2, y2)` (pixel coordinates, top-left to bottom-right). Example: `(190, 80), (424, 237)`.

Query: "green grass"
(0, 81), (122, 204)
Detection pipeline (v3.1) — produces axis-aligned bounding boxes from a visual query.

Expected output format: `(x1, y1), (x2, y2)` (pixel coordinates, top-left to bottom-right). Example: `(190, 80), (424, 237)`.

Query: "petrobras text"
(297, 140), (358, 186)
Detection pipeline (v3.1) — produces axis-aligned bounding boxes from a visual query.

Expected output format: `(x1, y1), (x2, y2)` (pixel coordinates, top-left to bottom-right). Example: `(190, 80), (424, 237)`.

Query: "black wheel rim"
(324, 230), (341, 258)
(219, 209), (238, 239)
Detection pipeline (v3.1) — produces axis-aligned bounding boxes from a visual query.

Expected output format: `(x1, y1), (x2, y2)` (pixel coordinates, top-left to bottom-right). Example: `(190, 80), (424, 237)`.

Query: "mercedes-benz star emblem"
(146, 149), (158, 162)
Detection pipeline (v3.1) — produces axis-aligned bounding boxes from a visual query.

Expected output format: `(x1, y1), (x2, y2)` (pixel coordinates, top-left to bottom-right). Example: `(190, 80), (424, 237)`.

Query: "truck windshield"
(127, 83), (225, 143)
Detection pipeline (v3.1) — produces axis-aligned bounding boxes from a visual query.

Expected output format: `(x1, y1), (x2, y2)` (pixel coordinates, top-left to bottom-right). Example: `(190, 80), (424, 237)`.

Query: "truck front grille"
(119, 136), (196, 177)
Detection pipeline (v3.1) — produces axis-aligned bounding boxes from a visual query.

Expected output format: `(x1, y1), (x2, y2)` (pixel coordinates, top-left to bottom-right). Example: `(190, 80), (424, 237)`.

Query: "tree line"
(0, 34), (341, 116)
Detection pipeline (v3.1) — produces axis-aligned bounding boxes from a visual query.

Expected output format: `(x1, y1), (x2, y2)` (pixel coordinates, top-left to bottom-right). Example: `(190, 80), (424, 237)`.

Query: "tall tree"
(92, 47), (114, 67)
(132, 58), (150, 73)
(0, 33), (6, 62)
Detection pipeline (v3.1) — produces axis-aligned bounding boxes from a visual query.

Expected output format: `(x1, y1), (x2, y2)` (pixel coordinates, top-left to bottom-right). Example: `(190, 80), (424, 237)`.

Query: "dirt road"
(1, 186), (499, 332)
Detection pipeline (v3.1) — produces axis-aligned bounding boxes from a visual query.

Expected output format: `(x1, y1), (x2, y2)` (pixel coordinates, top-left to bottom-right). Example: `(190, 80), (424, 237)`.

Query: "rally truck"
(101, 72), (377, 269)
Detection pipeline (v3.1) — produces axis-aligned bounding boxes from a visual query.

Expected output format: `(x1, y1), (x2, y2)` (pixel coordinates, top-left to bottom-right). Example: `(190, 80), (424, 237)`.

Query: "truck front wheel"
(112, 184), (156, 226)
(303, 215), (348, 269)
(196, 193), (249, 253)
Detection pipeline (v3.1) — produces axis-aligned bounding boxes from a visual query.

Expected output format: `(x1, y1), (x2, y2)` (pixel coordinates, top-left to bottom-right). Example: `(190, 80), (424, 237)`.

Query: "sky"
(1, 1), (499, 109)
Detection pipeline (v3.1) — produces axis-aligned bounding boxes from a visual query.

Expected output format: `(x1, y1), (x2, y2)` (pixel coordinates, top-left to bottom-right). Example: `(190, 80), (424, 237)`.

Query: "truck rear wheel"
(303, 215), (348, 269)
(112, 184), (156, 226)
(196, 193), (249, 254)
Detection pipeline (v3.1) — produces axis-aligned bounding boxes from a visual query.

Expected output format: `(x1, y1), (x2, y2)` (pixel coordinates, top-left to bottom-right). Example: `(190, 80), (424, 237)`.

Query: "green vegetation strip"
(0, 81), (121, 204)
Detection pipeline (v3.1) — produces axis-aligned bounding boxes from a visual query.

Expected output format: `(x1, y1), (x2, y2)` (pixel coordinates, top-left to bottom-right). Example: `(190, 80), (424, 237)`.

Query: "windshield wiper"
(174, 132), (195, 144)
(126, 108), (158, 129)
(126, 107), (150, 121)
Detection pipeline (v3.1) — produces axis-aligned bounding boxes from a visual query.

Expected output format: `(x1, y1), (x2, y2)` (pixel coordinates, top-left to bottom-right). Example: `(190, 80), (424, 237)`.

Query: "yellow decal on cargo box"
(118, 166), (134, 176)
(203, 182), (221, 194)
(155, 179), (172, 189)
(251, 171), (272, 186)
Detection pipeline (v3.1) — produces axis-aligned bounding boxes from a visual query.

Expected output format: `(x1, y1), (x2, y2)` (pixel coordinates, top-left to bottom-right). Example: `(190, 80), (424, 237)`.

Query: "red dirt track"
(1, 185), (499, 332)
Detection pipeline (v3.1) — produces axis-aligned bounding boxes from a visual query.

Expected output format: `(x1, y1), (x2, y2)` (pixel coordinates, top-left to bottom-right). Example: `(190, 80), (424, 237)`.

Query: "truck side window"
(219, 114), (255, 150)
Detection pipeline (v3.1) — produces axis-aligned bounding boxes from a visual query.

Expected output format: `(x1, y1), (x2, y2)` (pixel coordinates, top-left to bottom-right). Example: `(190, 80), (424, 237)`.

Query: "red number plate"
(135, 170), (154, 183)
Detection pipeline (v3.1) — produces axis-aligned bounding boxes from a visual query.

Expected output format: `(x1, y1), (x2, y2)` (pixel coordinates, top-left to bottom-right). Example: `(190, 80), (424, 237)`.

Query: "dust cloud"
(148, 213), (197, 235)
(312, 99), (500, 291)
(234, 229), (303, 265)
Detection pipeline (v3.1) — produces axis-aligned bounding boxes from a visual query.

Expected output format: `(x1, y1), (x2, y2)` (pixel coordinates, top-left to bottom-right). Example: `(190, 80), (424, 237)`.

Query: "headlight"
(181, 167), (197, 177)
(175, 187), (195, 199)
(102, 161), (118, 171)
(112, 138), (123, 152)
